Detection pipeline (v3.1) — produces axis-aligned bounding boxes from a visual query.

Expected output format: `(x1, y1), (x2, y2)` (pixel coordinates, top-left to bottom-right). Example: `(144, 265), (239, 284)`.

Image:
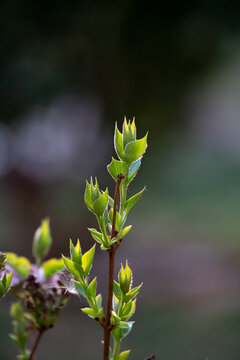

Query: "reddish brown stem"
(103, 174), (125, 360)
(28, 329), (45, 360)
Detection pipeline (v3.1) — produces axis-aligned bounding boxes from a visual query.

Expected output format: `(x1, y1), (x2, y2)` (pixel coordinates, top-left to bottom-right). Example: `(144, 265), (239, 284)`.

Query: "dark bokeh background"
(1, 2), (240, 359)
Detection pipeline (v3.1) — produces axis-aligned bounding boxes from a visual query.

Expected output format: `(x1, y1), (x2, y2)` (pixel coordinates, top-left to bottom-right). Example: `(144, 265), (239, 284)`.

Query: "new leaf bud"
(32, 219), (52, 266)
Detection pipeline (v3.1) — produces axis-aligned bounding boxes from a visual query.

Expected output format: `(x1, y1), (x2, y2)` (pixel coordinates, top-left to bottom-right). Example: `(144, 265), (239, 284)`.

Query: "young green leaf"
(90, 177), (100, 202)
(124, 283), (143, 303)
(84, 181), (93, 211)
(107, 158), (126, 181)
(43, 258), (64, 278)
(62, 256), (83, 280)
(113, 280), (122, 300)
(0, 271), (12, 298)
(108, 195), (114, 208)
(70, 239), (82, 264)
(125, 187), (146, 214)
(88, 228), (104, 244)
(124, 133), (148, 164)
(93, 189), (108, 217)
(116, 226), (132, 240)
(127, 159), (141, 183)
(95, 294), (102, 309)
(82, 244), (95, 276)
(114, 124), (125, 161)
(6, 253), (31, 276)
(88, 277), (97, 298)
(112, 321), (134, 340)
(72, 280), (86, 297)
(118, 350), (131, 360)
(121, 299), (136, 321)
(81, 307), (96, 318)
(111, 311), (121, 325)
(122, 118), (135, 148)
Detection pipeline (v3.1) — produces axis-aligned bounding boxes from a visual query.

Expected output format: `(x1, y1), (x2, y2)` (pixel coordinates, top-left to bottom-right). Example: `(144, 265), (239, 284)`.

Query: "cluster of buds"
(63, 240), (104, 321)
(4, 220), (66, 359)
(110, 262), (142, 348)
(114, 118), (148, 165)
(23, 274), (68, 330)
(84, 177), (108, 218)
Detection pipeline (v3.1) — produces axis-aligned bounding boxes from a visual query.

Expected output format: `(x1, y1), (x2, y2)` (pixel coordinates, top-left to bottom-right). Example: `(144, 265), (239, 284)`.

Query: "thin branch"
(103, 173), (125, 360)
(28, 329), (45, 360)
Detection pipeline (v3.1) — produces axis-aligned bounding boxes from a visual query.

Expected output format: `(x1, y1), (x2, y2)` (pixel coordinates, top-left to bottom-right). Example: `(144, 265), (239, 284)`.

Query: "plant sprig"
(63, 118), (148, 360)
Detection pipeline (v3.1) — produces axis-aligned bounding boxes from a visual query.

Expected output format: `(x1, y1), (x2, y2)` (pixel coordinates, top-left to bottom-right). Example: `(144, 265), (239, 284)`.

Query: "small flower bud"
(32, 219), (52, 266)
(118, 261), (132, 294)
(84, 178), (108, 217)
(114, 118), (148, 164)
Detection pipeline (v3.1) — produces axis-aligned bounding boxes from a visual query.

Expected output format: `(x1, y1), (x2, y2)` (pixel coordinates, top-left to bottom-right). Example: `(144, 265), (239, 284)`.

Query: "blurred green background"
(1, 1), (240, 359)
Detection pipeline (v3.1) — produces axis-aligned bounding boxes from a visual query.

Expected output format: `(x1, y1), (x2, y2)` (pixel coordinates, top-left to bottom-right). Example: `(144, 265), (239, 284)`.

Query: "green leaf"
(81, 307), (96, 318)
(107, 158), (127, 181)
(102, 208), (109, 226)
(113, 280), (122, 300)
(6, 253), (31, 276)
(125, 187), (146, 214)
(32, 219), (52, 265)
(128, 159), (141, 183)
(93, 189), (108, 217)
(108, 196), (114, 208)
(118, 350), (131, 360)
(1, 271), (6, 287)
(0, 281), (5, 298)
(117, 225), (132, 240)
(120, 300), (132, 318)
(6, 272), (13, 291)
(124, 283), (143, 302)
(113, 295), (120, 314)
(82, 245), (95, 276)
(111, 311), (121, 325)
(70, 239), (82, 264)
(124, 133), (148, 164)
(88, 228), (103, 244)
(90, 177), (100, 202)
(114, 123), (125, 161)
(72, 280), (86, 297)
(95, 294), (102, 309)
(121, 299), (136, 320)
(88, 277), (97, 298)
(122, 118), (135, 148)
(84, 181), (93, 211)
(43, 258), (64, 278)
(62, 256), (83, 280)
(112, 321), (134, 340)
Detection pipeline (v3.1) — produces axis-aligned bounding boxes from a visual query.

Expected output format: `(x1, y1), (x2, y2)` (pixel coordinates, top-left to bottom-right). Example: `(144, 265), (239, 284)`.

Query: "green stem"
(113, 337), (120, 360)
(119, 166), (129, 217)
